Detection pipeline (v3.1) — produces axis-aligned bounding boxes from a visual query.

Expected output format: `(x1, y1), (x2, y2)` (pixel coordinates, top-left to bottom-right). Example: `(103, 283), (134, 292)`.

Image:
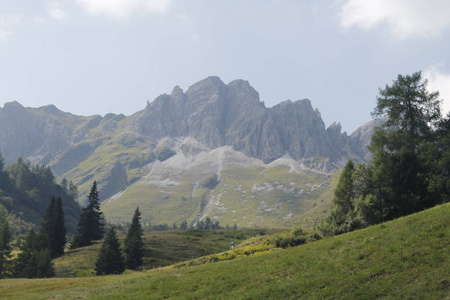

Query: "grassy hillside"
(53, 229), (281, 277)
(102, 163), (337, 229)
(1, 203), (448, 299)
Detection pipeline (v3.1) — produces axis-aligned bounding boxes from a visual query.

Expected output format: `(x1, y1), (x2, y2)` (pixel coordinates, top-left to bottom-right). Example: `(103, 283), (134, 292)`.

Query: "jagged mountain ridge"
(0, 76), (377, 227)
(0, 76), (369, 167)
(125, 76), (360, 164)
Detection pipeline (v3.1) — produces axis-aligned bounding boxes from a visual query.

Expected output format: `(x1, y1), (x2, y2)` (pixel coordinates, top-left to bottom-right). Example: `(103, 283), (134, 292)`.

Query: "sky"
(0, 0), (449, 133)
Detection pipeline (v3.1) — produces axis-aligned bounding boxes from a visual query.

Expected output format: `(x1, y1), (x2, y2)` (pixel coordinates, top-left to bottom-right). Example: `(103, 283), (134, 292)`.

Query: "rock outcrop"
(0, 76), (377, 205)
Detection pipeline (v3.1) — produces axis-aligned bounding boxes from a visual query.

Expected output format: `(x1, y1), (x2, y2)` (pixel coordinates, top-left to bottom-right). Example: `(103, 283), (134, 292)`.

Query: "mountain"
(0, 76), (377, 228)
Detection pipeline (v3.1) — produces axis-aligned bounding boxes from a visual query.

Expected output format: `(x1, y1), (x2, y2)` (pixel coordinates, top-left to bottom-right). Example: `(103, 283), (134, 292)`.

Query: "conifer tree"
(68, 180), (78, 200)
(42, 197), (66, 257)
(95, 227), (125, 275)
(124, 207), (144, 269)
(0, 150), (4, 171)
(71, 181), (104, 248)
(0, 220), (11, 278)
(333, 160), (355, 215)
(14, 228), (54, 278)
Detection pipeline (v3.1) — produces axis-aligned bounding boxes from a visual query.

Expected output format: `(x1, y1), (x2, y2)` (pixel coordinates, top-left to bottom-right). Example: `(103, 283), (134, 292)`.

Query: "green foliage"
(179, 220), (188, 230)
(266, 227), (309, 249)
(13, 228), (54, 278)
(0, 158), (81, 236)
(0, 220), (12, 278)
(71, 181), (104, 248)
(0, 150), (4, 171)
(41, 197), (67, 258)
(2, 204), (447, 299)
(202, 175), (219, 189)
(320, 72), (449, 237)
(155, 146), (176, 162)
(52, 229), (277, 276)
(95, 228), (125, 275)
(124, 207), (144, 270)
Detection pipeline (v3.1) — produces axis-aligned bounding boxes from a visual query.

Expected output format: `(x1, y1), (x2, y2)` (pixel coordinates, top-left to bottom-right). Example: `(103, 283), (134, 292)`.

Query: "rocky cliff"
(0, 76), (377, 227)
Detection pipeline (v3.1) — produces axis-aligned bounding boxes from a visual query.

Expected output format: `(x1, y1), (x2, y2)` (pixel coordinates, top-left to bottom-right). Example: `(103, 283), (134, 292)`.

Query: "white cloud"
(0, 15), (21, 41)
(47, 2), (67, 21)
(76, 0), (172, 19)
(340, 0), (450, 39)
(424, 66), (450, 116)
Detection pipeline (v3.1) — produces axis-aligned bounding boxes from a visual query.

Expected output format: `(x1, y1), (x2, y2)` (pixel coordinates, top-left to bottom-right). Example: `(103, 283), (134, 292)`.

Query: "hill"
(53, 229), (282, 277)
(0, 157), (81, 235)
(1, 203), (448, 299)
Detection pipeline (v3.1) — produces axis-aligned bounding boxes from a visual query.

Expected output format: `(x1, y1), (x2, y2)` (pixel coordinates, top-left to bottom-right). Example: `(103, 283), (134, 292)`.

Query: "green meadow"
(1, 203), (449, 299)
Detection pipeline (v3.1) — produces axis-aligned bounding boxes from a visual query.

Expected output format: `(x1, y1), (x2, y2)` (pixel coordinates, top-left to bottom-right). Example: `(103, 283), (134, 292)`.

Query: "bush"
(267, 233), (306, 249)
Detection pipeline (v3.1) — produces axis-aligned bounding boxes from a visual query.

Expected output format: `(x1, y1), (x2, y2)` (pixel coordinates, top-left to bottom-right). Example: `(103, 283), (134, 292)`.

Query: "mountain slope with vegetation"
(0, 154), (80, 236)
(0, 76), (376, 228)
(1, 202), (448, 299)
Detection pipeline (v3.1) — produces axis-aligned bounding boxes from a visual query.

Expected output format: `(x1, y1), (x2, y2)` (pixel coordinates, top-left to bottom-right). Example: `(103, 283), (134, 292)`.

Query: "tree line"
(0, 180), (145, 278)
(319, 72), (449, 236)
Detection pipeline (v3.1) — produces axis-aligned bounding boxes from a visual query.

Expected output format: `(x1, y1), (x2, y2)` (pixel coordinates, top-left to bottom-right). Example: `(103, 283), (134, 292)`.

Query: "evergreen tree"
(14, 228), (54, 278)
(60, 178), (68, 193)
(42, 197), (66, 258)
(68, 180), (78, 200)
(71, 181), (104, 248)
(95, 227), (125, 275)
(369, 71), (442, 219)
(0, 150), (4, 171)
(319, 71), (448, 237)
(124, 207), (144, 269)
(180, 220), (188, 230)
(0, 220), (12, 278)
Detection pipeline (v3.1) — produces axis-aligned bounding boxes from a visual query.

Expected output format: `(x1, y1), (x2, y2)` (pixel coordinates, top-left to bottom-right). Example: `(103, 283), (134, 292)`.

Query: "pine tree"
(71, 181), (104, 248)
(0, 150), (4, 171)
(0, 220), (12, 278)
(180, 220), (188, 230)
(124, 207), (144, 269)
(369, 71), (442, 219)
(333, 160), (355, 215)
(95, 227), (125, 275)
(14, 228), (54, 278)
(53, 197), (67, 256)
(42, 197), (67, 258)
(68, 180), (78, 200)
(60, 178), (68, 193)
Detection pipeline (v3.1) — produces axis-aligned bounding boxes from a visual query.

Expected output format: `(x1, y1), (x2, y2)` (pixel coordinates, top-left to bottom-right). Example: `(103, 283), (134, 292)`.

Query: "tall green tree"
(0, 220), (11, 278)
(319, 160), (362, 236)
(42, 197), (66, 258)
(124, 207), (144, 269)
(95, 227), (125, 275)
(333, 160), (355, 215)
(319, 71), (447, 237)
(68, 180), (78, 201)
(71, 181), (104, 248)
(14, 228), (54, 278)
(369, 71), (442, 219)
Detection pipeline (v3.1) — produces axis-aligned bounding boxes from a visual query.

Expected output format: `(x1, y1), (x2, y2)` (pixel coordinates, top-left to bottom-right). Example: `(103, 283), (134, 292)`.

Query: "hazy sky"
(1, 0), (449, 132)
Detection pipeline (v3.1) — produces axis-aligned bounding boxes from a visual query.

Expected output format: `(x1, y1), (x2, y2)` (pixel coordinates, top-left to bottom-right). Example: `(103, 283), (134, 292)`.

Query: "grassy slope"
(53, 229), (281, 277)
(102, 165), (337, 229)
(1, 203), (449, 299)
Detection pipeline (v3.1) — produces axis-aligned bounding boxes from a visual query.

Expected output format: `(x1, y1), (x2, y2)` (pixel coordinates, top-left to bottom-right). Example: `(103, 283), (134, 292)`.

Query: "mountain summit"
(0, 77), (375, 227)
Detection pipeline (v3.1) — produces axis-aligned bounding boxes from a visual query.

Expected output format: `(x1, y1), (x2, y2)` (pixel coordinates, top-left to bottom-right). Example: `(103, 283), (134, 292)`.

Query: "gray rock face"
(0, 76), (373, 168)
(125, 76), (362, 164)
(0, 101), (124, 164)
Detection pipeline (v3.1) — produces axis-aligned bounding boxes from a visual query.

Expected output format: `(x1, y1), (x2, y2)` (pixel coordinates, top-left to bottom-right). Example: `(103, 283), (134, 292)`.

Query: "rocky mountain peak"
(2, 101), (26, 113)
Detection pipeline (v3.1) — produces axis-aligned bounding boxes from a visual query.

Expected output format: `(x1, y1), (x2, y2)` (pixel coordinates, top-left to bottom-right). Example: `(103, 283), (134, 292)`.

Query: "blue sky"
(1, 0), (449, 132)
